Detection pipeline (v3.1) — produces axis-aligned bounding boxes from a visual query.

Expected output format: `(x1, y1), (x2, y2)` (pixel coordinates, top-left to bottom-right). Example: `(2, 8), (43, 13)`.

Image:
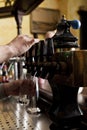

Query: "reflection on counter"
(0, 96), (51, 130)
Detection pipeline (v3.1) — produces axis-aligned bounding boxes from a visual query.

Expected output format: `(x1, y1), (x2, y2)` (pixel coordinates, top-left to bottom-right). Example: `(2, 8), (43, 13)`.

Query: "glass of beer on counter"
(25, 75), (40, 114)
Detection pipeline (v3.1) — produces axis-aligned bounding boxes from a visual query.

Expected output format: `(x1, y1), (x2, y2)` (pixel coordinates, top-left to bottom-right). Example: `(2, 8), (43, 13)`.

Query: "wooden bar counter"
(0, 96), (52, 130)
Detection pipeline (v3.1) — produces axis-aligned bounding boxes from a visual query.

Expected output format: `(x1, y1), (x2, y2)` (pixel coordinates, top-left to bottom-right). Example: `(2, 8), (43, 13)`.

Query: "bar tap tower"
(26, 15), (87, 129)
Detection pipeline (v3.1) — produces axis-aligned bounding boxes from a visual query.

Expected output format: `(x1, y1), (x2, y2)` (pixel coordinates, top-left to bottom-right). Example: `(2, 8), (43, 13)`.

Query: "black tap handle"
(29, 46), (34, 63)
(46, 38), (54, 61)
(34, 43), (39, 62)
(39, 40), (45, 62)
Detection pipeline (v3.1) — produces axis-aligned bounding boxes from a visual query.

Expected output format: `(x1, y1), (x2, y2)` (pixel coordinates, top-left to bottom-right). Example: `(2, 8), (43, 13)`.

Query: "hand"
(45, 30), (57, 39)
(4, 79), (35, 97)
(8, 35), (39, 57)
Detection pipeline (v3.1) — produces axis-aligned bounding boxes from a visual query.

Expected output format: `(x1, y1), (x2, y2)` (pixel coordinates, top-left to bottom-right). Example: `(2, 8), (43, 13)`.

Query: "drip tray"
(0, 97), (51, 130)
(0, 111), (36, 130)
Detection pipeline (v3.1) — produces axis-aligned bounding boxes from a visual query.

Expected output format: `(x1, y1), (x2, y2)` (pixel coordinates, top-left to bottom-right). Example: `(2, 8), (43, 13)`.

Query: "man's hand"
(8, 35), (39, 57)
(0, 35), (39, 63)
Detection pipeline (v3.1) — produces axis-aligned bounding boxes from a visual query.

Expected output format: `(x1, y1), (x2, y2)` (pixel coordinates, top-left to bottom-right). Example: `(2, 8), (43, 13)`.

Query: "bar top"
(0, 96), (52, 130)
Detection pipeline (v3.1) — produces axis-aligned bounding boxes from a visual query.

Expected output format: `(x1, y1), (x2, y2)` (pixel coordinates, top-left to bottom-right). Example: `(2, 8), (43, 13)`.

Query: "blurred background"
(0, 0), (87, 47)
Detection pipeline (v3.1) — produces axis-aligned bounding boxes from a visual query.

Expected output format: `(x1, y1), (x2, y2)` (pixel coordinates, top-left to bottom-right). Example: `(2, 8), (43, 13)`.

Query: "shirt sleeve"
(0, 83), (7, 99)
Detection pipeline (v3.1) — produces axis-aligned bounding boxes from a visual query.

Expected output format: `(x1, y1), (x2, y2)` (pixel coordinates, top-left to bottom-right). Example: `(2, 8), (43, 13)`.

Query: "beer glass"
(26, 76), (40, 114)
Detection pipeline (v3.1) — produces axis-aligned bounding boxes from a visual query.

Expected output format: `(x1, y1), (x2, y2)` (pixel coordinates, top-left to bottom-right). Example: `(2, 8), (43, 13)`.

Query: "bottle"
(2, 64), (9, 83)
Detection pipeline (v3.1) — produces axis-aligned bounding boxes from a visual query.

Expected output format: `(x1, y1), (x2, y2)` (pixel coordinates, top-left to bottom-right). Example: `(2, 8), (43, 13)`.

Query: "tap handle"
(34, 43), (39, 62)
(29, 47), (33, 63)
(39, 40), (45, 62)
(46, 38), (54, 61)
(68, 20), (81, 29)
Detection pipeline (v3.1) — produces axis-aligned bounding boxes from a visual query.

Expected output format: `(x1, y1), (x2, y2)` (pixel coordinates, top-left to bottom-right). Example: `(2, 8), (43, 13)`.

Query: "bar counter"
(0, 96), (52, 130)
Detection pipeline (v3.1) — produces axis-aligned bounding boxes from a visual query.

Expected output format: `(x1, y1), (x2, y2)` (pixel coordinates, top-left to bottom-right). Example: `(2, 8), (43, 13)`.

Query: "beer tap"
(46, 38), (54, 61)
(53, 15), (80, 49)
(34, 40), (43, 77)
(26, 15), (87, 129)
(26, 46), (34, 76)
(47, 16), (85, 130)
(36, 16), (87, 130)
(38, 38), (55, 79)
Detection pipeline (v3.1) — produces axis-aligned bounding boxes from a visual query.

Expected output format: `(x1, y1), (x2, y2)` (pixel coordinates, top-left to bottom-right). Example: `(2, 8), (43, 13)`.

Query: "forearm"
(0, 45), (13, 63)
(0, 80), (21, 99)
